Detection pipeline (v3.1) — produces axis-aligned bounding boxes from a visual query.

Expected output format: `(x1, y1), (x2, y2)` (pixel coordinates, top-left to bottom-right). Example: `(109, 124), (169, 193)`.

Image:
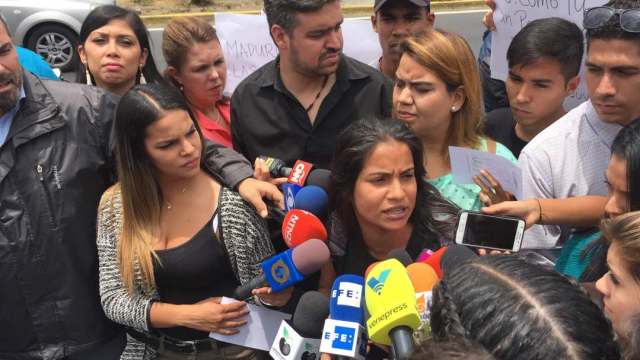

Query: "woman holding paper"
(163, 17), (233, 148)
(96, 84), (290, 360)
(393, 30), (517, 210)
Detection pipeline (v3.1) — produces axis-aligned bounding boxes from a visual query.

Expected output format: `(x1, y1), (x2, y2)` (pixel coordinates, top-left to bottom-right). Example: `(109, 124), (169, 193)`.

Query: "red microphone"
(282, 209), (327, 248)
(287, 160), (314, 186)
(422, 246), (447, 278)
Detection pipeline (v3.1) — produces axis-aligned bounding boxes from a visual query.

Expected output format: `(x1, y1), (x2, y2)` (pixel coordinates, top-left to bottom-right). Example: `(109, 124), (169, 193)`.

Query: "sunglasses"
(583, 6), (640, 33)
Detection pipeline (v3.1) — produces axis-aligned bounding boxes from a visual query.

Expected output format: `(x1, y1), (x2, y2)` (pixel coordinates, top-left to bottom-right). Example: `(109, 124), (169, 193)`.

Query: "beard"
(289, 45), (341, 78)
(0, 69), (22, 115)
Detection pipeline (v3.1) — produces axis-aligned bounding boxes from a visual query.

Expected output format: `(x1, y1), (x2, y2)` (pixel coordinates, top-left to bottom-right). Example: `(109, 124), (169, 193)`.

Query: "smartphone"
(454, 211), (525, 252)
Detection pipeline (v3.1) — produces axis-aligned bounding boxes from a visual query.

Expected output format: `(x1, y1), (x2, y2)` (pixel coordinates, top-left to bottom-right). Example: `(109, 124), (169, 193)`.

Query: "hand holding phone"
(455, 211), (525, 252)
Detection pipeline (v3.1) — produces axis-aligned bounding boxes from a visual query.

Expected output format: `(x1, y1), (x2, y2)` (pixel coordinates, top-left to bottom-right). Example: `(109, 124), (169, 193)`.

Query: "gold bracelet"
(536, 199), (543, 225)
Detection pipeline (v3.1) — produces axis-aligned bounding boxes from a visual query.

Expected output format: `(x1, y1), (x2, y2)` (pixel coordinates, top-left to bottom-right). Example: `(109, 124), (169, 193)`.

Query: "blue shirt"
(0, 85), (26, 146)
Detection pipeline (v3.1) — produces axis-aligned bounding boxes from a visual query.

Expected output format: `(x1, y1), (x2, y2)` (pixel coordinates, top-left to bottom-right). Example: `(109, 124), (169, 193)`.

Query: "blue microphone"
(320, 275), (367, 359)
(232, 239), (330, 299)
(294, 185), (329, 220)
(283, 183), (303, 211)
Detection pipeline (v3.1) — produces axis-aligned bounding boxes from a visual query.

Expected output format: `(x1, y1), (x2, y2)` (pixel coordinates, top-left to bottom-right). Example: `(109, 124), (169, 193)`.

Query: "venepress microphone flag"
(321, 275), (367, 359)
(365, 259), (420, 360)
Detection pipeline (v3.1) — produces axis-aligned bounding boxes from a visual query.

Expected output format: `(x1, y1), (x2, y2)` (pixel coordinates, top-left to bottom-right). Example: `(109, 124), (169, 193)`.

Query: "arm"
(202, 140), (253, 189)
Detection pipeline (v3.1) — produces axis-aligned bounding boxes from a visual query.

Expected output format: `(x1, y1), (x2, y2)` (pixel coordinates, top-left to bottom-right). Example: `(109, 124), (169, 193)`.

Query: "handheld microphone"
(259, 156), (331, 190)
(406, 263), (438, 334)
(365, 259), (420, 360)
(293, 186), (329, 220)
(422, 246), (447, 278)
(270, 291), (329, 360)
(416, 249), (434, 263)
(320, 275), (367, 359)
(386, 248), (413, 267)
(233, 239), (330, 300)
(440, 244), (478, 275)
(282, 209), (328, 248)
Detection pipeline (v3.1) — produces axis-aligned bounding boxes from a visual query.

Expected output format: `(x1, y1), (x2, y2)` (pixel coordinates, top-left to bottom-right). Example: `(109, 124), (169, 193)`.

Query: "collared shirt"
(518, 100), (622, 248)
(0, 84), (26, 146)
(194, 101), (232, 148)
(230, 55), (393, 168)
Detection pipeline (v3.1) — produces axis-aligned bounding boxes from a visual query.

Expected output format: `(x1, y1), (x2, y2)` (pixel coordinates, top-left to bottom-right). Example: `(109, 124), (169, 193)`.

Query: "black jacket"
(0, 73), (120, 359)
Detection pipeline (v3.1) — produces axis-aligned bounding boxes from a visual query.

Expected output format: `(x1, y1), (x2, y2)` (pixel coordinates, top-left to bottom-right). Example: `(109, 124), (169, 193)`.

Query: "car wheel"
(26, 24), (78, 72)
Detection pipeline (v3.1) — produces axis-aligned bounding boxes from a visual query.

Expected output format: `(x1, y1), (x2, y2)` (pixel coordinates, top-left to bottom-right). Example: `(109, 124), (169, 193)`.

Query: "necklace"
(305, 75), (329, 112)
(165, 187), (187, 210)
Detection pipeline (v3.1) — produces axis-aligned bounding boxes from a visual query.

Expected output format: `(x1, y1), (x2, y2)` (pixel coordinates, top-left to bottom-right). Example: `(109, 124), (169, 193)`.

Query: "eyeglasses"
(583, 6), (640, 33)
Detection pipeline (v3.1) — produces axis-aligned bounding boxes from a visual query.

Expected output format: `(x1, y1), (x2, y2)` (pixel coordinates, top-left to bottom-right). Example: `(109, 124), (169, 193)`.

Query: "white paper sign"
(215, 13), (381, 96)
(490, 0), (607, 109)
(210, 297), (292, 351)
(449, 146), (522, 199)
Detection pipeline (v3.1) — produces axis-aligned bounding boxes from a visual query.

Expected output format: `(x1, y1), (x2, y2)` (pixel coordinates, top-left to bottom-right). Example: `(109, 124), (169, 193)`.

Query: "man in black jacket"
(0, 15), (281, 359)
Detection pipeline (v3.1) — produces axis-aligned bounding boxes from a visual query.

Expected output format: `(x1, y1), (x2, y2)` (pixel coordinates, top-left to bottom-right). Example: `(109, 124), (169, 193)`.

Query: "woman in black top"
(319, 117), (458, 288)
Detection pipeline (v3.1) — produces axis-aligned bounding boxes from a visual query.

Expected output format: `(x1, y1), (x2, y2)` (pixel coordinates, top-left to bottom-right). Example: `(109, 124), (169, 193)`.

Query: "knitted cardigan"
(96, 186), (274, 360)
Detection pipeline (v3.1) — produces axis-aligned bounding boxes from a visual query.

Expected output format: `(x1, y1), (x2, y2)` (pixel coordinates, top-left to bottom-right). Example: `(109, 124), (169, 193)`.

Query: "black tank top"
(153, 211), (240, 340)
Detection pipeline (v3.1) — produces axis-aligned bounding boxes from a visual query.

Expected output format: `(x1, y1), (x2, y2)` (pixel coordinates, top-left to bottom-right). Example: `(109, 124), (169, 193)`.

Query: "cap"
(374, 0), (430, 12)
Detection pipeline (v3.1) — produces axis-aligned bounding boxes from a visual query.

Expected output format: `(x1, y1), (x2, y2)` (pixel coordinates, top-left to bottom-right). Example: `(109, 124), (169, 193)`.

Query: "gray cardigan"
(96, 186), (275, 360)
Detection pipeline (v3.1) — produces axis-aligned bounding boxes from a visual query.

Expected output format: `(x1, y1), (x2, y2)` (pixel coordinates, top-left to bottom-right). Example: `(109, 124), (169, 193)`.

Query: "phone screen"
(462, 213), (521, 250)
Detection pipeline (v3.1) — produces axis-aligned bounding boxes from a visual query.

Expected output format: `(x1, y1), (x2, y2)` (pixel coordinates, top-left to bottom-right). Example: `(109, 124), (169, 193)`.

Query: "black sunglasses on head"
(583, 6), (640, 33)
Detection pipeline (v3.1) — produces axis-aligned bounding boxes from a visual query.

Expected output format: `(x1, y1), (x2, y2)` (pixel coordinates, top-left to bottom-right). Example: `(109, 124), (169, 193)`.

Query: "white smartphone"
(454, 211), (525, 252)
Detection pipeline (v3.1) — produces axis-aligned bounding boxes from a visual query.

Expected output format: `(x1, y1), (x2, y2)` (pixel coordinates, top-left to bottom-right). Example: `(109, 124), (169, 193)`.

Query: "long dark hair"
(581, 119), (640, 282)
(107, 83), (202, 293)
(329, 117), (458, 249)
(75, 5), (164, 86)
(432, 255), (621, 359)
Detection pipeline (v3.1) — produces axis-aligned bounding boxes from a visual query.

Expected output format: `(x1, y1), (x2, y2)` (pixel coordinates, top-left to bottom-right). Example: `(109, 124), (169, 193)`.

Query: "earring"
(451, 106), (457, 112)
(84, 63), (92, 86)
(138, 65), (147, 84)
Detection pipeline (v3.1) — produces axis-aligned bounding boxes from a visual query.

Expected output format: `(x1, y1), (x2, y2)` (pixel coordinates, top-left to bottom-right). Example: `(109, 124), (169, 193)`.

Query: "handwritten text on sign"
(491, 0), (607, 109)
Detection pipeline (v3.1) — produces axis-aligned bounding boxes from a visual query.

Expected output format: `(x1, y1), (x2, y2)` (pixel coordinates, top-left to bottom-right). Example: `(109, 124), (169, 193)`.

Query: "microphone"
(259, 156), (331, 189)
(386, 248), (413, 267)
(282, 209), (328, 248)
(320, 275), (367, 359)
(270, 291), (329, 360)
(406, 263), (439, 340)
(422, 246), (447, 278)
(365, 259), (420, 360)
(293, 186), (329, 220)
(232, 239), (330, 300)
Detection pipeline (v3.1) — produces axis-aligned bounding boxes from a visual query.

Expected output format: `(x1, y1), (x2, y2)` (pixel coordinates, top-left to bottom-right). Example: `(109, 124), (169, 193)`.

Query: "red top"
(193, 101), (232, 148)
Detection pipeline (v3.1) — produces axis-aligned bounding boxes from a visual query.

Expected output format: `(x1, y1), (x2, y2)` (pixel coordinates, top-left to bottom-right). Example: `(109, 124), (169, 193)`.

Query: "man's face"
(0, 22), (22, 116)
(506, 58), (578, 127)
(280, 1), (344, 77)
(586, 39), (640, 126)
(372, 0), (434, 63)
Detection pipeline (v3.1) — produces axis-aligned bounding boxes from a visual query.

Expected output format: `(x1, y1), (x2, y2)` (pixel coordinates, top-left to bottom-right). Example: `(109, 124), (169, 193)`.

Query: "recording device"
(406, 263), (438, 329)
(320, 275), (367, 359)
(282, 209), (327, 248)
(386, 248), (413, 267)
(232, 239), (330, 299)
(269, 186), (329, 223)
(259, 156), (332, 190)
(422, 247), (446, 278)
(455, 211), (525, 252)
(439, 244), (478, 276)
(270, 291), (329, 360)
(365, 259), (420, 360)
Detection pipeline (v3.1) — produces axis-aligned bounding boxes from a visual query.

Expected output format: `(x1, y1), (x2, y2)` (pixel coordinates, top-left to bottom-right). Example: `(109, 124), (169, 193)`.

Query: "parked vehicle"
(0, 0), (115, 71)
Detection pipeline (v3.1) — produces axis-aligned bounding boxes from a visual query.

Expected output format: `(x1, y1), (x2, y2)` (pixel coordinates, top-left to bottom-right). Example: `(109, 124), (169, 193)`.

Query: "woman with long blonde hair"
(394, 30), (517, 210)
(97, 84), (289, 359)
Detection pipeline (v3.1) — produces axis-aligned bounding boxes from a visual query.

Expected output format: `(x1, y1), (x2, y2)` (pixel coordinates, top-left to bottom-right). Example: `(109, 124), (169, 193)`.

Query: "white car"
(0, 0), (115, 71)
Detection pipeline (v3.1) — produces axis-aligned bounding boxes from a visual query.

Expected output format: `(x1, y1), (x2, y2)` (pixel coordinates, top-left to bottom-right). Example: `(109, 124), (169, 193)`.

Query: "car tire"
(25, 24), (79, 72)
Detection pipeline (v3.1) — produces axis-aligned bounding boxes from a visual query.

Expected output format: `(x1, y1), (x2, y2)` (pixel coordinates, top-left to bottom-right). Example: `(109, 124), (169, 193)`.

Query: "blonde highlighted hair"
(601, 211), (640, 282)
(400, 30), (484, 149)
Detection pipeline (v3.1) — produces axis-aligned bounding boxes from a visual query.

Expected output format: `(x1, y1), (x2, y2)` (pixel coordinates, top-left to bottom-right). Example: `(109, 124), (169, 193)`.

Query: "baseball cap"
(374, 0), (430, 12)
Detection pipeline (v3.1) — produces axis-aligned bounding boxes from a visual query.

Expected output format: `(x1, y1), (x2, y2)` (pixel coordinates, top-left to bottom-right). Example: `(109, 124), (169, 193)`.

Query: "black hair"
(377, 0), (431, 15)
(411, 337), (494, 360)
(581, 118), (640, 282)
(431, 255), (621, 360)
(75, 5), (164, 86)
(329, 117), (458, 250)
(507, 17), (583, 82)
(0, 12), (10, 37)
(264, 0), (338, 34)
(586, 0), (640, 48)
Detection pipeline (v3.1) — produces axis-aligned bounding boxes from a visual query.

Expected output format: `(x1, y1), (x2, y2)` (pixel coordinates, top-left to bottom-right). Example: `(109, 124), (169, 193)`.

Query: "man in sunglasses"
(484, 0), (640, 254)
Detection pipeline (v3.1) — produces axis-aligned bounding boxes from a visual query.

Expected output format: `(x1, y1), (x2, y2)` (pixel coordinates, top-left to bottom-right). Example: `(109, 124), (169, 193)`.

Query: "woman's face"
(393, 54), (463, 139)
(78, 18), (148, 94)
(170, 40), (227, 111)
(596, 242), (640, 337)
(144, 109), (202, 180)
(353, 139), (417, 235)
(605, 154), (629, 218)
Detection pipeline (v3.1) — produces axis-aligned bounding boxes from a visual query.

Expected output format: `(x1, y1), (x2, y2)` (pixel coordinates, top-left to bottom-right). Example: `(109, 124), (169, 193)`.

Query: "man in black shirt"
(484, 18), (583, 158)
(231, 0), (392, 169)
